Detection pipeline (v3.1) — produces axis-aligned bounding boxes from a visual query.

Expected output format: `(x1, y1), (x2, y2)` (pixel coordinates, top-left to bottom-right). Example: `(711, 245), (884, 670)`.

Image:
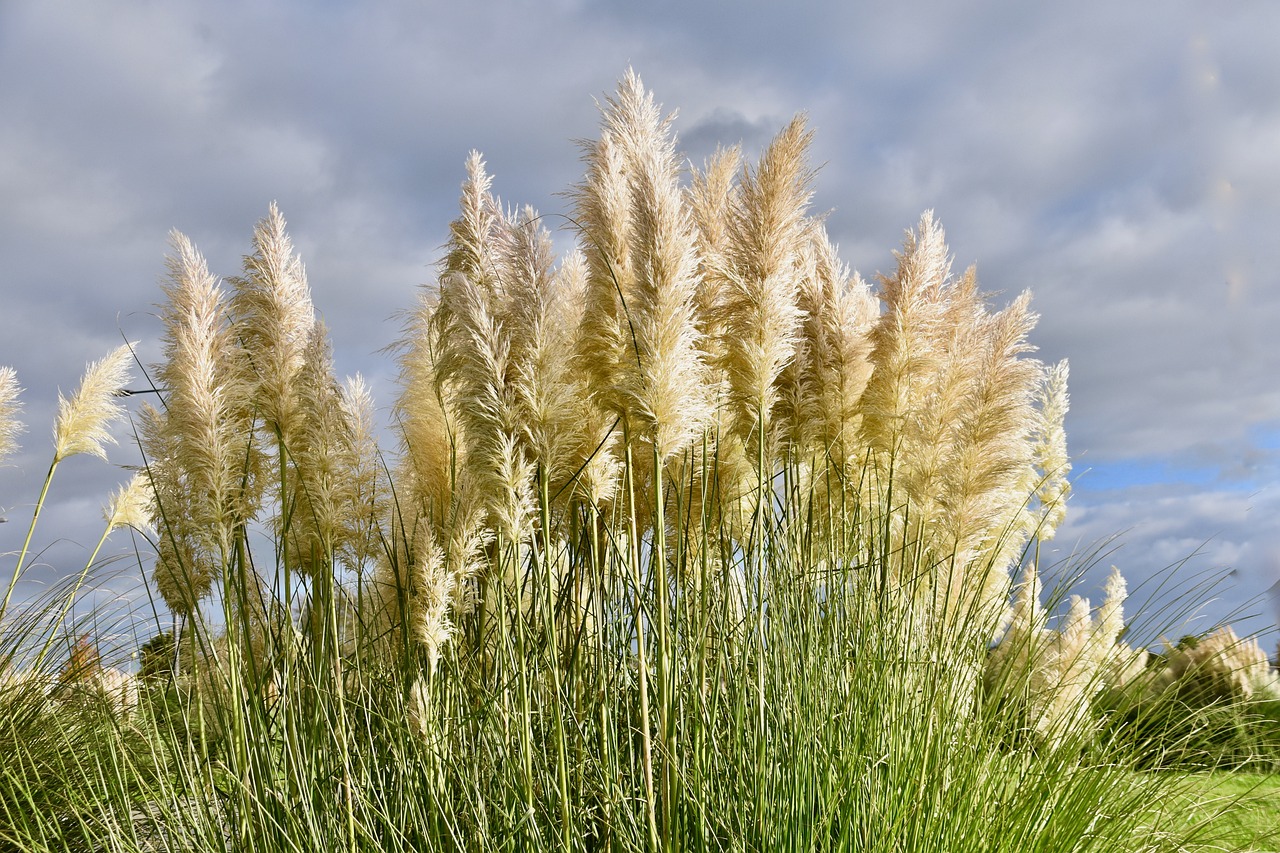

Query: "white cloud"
(1054, 479), (1280, 649)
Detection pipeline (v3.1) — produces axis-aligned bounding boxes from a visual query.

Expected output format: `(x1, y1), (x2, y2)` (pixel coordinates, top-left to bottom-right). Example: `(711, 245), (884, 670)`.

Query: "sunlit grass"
(1171, 772), (1280, 852)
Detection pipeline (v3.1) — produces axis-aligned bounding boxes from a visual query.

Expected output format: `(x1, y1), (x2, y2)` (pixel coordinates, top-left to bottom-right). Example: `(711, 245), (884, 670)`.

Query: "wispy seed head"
(53, 343), (136, 463)
(0, 366), (23, 462)
(104, 472), (155, 533)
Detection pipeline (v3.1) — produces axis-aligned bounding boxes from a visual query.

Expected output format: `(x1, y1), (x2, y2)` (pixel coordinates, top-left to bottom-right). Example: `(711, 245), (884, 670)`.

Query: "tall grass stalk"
(1, 344), (134, 624)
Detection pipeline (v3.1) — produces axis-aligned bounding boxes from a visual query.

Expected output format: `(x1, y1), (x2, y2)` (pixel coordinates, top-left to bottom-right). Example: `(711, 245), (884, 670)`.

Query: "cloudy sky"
(2, 1), (1278, 652)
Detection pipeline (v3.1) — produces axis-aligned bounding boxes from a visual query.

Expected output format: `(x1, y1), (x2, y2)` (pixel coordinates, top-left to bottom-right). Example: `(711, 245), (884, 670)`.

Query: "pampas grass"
(600, 70), (712, 465)
(987, 562), (1134, 748)
(144, 232), (257, 616)
(52, 343), (135, 464)
(714, 115), (812, 461)
(0, 71), (1268, 853)
(230, 202), (316, 449)
(392, 291), (459, 533)
(104, 472), (154, 535)
(2, 343), (135, 623)
(1027, 358), (1072, 540)
(0, 366), (21, 463)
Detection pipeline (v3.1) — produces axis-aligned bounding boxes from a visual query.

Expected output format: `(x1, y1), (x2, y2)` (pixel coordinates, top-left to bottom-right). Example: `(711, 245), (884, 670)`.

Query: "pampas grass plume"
(687, 145), (741, 361)
(786, 224), (877, 460)
(1032, 359), (1071, 539)
(573, 131), (637, 417)
(0, 366), (22, 462)
(231, 202), (315, 445)
(988, 561), (1047, 686)
(394, 292), (457, 530)
(605, 70), (711, 461)
(445, 151), (503, 290)
(408, 528), (453, 673)
(288, 320), (353, 576)
(435, 270), (532, 542)
(715, 116), (812, 449)
(53, 343), (135, 463)
(859, 212), (952, 475)
(338, 373), (384, 570)
(1159, 625), (1276, 701)
(104, 471), (154, 533)
(1040, 594), (1097, 741)
(156, 231), (257, 540)
(511, 237), (595, 496)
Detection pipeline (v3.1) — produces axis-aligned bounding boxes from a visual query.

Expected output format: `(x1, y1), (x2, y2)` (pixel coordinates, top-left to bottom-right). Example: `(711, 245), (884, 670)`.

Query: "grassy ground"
(1174, 771), (1280, 852)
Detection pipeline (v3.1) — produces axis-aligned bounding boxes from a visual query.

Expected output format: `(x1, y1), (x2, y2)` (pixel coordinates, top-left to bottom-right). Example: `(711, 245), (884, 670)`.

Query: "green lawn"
(1173, 771), (1280, 852)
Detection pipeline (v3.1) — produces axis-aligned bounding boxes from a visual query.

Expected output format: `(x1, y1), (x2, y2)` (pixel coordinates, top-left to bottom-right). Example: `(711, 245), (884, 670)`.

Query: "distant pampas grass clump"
(987, 564), (1135, 749)
(1154, 626), (1279, 704)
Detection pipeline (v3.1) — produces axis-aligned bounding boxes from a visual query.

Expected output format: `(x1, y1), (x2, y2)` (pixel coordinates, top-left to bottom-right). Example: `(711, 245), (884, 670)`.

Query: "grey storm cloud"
(2, 0), (1279, 651)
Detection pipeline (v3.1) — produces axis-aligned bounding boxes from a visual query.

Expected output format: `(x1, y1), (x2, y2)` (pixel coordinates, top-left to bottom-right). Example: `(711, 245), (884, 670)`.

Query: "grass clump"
(1, 70), (1274, 852)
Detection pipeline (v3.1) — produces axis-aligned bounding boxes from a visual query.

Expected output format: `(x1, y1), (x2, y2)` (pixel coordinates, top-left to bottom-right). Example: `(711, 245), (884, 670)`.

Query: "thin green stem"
(1, 458), (58, 624)
(624, 434), (659, 851)
(539, 468), (572, 848)
(32, 518), (115, 671)
(651, 440), (675, 847)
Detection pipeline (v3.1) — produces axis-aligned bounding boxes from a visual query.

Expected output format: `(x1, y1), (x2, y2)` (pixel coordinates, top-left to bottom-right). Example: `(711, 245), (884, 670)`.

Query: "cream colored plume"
(489, 208), (595, 505)
(859, 212), (1053, 629)
(144, 232), (257, 616)
(407, 526), (453, 673)
(1029, 359), (1071, 540)
(152, 231), (258, 552)
(858, 215), (971, 613)
(556, 253), (622, 509)
(782, 223), (877, 465)
(986, 561), (1048, 696)
(444, 151), (505, 295)
(287, 320), (358, 577)
(1039, 595), (1097, 741)
(230, 203), (316, 447)
(0, 366), (21, 462)
(370, 518), (461, 672)
(393, 292), (457, 531)
(859, 212), (955, 512)
(509, 244), (599, 502)
(435, 268), (534, 546)
(591, 69), (711, 463)
(687, 144), (742, 366)
(1157, 625), (1276, 701)
(337, 373), (385, 572)
(713, 116), (813, 461)
(573, 128), (637, 418)
(987, 564), (1134, 748)
(934, 290), (1042, 618)
(53, 343), (135, 463)
(141, 402), (213, 616)
(104, 472), (154, 533)
(433, 156), (541, 545)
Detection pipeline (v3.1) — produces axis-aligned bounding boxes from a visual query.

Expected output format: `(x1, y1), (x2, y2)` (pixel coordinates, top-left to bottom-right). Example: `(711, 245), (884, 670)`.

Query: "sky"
(1, 0), (1278, 654)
